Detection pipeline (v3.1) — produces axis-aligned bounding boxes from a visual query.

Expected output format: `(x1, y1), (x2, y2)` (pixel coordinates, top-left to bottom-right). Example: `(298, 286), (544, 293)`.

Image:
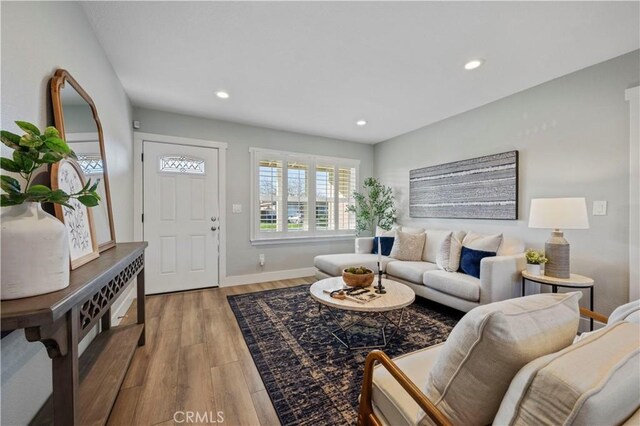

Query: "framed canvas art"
(51, 158), (100, 269)
(409, 150), (519, 220)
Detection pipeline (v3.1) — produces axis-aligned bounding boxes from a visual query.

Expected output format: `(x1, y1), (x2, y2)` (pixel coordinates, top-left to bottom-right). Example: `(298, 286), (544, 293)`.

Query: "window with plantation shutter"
(251, 148), (359, 243)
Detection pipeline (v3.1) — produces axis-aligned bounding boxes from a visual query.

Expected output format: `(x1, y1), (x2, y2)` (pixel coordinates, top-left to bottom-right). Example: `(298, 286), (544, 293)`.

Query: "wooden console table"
(1, 242), (148, 426)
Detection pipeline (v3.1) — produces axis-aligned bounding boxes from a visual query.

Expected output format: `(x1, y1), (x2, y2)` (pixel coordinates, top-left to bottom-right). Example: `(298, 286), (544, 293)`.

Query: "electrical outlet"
(593, 201), (607, 216)
(259, 254), (265, 266)
(232, 204), (242, 214)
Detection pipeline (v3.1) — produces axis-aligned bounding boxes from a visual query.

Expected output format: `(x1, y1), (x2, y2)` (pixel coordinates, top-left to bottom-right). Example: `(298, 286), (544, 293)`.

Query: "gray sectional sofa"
(314, 227), (526, 312)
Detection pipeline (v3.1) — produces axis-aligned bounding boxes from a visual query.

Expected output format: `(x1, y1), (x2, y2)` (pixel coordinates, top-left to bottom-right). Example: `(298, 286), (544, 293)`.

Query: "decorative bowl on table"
(342, 267), (374, 287)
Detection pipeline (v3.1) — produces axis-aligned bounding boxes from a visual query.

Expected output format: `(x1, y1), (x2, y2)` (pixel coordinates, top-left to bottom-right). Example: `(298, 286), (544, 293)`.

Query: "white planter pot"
(1, 202), (70, 300)
(526, 264), (542, 275)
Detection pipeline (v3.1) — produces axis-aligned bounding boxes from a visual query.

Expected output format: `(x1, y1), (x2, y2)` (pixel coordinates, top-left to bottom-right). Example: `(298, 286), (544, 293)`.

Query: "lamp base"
(545, 230), (570, 279)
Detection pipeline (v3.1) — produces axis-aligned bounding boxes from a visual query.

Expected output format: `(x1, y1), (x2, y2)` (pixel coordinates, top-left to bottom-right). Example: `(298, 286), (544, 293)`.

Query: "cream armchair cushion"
(418, 292), (581, 426)
(494, 322), (640, 426)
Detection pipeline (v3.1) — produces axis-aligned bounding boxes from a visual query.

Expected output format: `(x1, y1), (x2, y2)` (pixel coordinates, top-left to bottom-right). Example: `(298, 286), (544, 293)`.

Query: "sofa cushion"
(609, 299), (640, 324)
(462, 231), (503, 252)
(390, 231), (426, 261)
(387, 261), (439, 284)
(422, 230), (466, 263)
(314, 254), (395, 277)
(418, 292), (581, 426)
(372, 237), (395, 256)
(423, 270), (480, 302)
(373, 344), (444, 426)
(496, 236), (525, 256)
(435, 233), (463, 272)
(494, 322), (640, 426)
(459, 246), (496, 279)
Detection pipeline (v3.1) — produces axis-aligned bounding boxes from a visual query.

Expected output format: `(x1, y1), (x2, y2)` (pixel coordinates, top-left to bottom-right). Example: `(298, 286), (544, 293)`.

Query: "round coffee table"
(310, 277), (415, 350)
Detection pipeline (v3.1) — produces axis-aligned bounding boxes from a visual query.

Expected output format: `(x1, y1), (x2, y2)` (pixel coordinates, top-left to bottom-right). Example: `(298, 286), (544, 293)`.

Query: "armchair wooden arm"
(579, 307), (608, 324)
(358, 350), (452, 426)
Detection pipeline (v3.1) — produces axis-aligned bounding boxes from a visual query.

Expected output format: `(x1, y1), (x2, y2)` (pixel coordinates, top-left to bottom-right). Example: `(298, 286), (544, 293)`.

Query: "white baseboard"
(222, 267), (316, 287)
(111, 285), (136, 326)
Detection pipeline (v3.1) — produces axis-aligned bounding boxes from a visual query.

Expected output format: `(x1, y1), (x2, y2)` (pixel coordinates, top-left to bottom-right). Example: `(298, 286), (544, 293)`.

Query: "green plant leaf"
(49, 189), (70, 204)
(19, 133), (43, 148)
(77, 194), (99, 207)
(13, 150), (35, 172)
(0, 131), (21, 150)
(43, 137), (71, 155)
(0, 193), (26, 207)
(0, 158), (22, 173)
(0, 175), (21, 194)
(26, 185), (52, 196)
(44, 127), (60, 139)
(89, 179), (100, 192)
(15, 121), (41, 136)
(38, 152), (63, 164)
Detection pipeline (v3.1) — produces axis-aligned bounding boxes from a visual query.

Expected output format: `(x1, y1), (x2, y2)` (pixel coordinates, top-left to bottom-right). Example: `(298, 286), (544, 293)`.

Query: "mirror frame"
(50, 69), (116, 252)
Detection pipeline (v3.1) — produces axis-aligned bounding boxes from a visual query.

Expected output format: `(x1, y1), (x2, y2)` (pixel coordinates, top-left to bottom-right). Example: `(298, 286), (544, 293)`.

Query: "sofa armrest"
(479, 253), (526, 304)
(356, 237), (374, 254)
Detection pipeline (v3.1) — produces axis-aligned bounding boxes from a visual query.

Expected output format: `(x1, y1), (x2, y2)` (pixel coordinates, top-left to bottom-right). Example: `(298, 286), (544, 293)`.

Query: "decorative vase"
(526, 263), (542, 276)
(1, 202), (70, 300)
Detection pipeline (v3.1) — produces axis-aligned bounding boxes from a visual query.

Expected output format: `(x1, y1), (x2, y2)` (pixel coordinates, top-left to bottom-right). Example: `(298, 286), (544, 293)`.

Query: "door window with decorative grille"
(251, 149), (359, 242)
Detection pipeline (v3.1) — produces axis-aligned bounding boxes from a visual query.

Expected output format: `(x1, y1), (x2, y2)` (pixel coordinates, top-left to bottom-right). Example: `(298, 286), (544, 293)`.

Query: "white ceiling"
(81, 1), (639, 144)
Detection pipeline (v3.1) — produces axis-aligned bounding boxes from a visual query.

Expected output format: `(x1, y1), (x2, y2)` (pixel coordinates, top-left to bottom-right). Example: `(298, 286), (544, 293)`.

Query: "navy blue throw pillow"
(459, 246), (496, 278)
(372, 237), (395, 256)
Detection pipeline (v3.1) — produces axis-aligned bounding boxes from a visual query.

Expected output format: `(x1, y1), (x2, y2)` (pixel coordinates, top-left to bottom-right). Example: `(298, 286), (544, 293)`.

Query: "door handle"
(211, 226), (218, 231)
(211, 216), (218, 222)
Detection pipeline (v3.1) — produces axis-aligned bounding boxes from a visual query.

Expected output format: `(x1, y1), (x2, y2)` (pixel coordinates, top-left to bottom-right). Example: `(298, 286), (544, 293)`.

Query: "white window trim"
(250, 147), (359, 244)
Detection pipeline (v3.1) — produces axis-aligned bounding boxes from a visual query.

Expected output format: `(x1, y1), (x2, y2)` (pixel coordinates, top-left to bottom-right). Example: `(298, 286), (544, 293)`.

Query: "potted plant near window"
(346, 177), (396, 236)
(1, 121), (100, 300)
(525, 249), (548, 276)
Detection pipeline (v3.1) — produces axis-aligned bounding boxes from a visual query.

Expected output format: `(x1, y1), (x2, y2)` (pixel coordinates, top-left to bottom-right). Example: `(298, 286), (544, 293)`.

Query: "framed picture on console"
(51, 158), (100, 269)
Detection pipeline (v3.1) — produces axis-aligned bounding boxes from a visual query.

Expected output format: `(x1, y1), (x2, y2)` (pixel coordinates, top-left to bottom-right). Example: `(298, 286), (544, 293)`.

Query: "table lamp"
(528, 198), (589, 279)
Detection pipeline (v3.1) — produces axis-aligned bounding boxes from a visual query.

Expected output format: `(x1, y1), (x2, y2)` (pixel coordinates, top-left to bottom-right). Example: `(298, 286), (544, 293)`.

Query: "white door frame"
(626, 86), (639, 302)
(133, 132), (228, 286)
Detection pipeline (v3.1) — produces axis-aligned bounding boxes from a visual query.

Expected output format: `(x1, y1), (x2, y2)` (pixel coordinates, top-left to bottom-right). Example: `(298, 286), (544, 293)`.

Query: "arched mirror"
(50, 69), (116, 252)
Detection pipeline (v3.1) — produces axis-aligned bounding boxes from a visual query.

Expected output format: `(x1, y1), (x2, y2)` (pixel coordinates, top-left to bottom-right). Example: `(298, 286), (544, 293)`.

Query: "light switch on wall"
(232, 204), (242, 214)
(593, 201), (607, 216)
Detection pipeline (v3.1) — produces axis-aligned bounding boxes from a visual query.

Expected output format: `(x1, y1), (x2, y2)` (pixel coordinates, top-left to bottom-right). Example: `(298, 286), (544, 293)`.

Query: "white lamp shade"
(528, 198), (590, 230)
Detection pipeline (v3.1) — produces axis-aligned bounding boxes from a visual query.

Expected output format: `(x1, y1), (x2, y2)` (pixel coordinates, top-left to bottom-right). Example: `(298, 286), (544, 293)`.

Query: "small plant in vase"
(346, 177), (396, 236)
(525, 249), (548, 276)
(1, 121), (101, 300)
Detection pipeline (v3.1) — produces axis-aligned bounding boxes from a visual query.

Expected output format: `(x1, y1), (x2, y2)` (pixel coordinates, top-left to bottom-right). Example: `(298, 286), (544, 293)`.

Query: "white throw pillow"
(418, 292), (581, 426)
(389, 230), (426, 261)
(462, 231), (503, 253)
(435, 232), (463, 272)
(376, 225), (400, 237)
(401, 226), (425, 235)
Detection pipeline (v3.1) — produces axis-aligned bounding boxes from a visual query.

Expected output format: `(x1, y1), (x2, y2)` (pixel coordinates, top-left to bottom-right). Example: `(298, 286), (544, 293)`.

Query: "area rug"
(227, 284), (463, 426)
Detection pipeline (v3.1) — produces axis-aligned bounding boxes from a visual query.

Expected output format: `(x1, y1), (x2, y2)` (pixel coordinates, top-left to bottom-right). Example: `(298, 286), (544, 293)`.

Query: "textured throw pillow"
(459, 246), (496, 278)
(371, 237), (395, 256)
(389, 230), (426, 261)
(401, 226), (425, 235)
(435, 232), (463, 272)
(417, 292), (581, 426)
(462, 231), (503, 253)
(494, 322), (640, 426)
(376, 225), (399, 237)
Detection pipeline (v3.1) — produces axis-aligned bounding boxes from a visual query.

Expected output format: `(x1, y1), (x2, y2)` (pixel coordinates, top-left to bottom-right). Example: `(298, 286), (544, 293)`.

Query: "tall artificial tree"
(347, 177), (396, 236)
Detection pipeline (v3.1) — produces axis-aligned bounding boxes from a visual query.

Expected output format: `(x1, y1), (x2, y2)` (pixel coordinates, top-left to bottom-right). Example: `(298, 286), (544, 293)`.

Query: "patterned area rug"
(227, 284), (463, 426)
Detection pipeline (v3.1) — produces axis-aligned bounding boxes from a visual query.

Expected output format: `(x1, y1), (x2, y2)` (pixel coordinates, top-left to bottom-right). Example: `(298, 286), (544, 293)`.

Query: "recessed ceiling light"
(356, 120), (367, 126)
(464, 59), (484, 70)
(215, 91), (230, 99)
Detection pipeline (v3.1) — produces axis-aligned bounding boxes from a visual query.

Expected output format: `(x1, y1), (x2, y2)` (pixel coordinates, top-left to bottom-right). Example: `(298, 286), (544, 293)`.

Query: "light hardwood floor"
(108, 277), (316, 426)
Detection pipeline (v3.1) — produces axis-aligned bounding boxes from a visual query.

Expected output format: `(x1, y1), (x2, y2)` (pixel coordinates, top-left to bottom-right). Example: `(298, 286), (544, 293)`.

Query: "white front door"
(143, 141), (219, 294)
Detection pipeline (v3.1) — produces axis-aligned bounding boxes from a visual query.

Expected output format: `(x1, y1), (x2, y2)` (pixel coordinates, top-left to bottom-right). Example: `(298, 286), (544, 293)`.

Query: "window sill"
(250, 234), (356, 246)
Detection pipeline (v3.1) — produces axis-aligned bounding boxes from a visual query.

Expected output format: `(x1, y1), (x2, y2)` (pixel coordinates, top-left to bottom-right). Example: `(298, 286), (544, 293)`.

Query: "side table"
(521, 271), (595, 330)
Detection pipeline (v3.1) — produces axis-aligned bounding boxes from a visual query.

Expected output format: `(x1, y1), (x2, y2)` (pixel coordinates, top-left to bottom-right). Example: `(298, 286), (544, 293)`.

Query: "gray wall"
(375, 50), (640, 315)
(1, 2), (134, 424)
(133, 108), (375, 277)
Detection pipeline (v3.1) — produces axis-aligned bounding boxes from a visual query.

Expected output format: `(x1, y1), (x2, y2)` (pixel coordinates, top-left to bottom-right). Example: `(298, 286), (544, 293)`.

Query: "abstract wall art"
(409, 150), (518, 220)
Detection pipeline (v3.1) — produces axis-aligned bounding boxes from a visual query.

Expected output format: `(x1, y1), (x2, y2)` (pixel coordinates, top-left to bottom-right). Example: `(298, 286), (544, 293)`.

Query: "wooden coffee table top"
(310, 277), (415, 312)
